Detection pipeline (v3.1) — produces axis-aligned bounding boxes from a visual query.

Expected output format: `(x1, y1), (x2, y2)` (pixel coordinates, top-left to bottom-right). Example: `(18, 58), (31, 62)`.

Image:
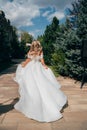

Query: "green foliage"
(52, 0), (87, 80)
(20, 32), (33, 57)
(21, 32), (33, 44)
(42, 17), (59, 64)
(10, 26), (21, 58)
(51, 49), (65, 75)
(77, 0), (87, 41)
(67, 0), (87, 80)
(64, 30), (83, 79)
(37, 35), (43, 43)
(0, 11), (12, 61)
(0, 10), (33, 61)
(39, 0), (87, 80)
(0, 11), (21, 60)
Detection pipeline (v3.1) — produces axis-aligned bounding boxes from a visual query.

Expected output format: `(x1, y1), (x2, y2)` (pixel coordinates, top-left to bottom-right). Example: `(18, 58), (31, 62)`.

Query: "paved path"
(0, 62), (87, 130)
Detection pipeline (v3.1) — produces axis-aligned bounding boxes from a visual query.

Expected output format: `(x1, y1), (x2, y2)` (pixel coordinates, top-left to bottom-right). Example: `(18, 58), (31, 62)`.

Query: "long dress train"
(14, 55), (67, 122)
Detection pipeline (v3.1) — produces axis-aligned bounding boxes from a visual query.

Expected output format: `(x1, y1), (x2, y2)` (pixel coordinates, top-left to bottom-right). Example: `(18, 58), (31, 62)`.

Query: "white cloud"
(42, 11), (51, 17)
(0, 0), (75, 38)
(0, 0), (75, 26)
(29, 29), (42, 39)
(32, 0), (75, 10)
(0, 0), (40, 28)
(48, 11), (65, 22)
(28, 31), (35, 38)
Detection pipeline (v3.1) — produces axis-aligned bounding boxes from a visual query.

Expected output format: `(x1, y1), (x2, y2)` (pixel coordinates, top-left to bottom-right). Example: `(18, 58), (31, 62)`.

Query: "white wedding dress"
(14, 54), (67, 122)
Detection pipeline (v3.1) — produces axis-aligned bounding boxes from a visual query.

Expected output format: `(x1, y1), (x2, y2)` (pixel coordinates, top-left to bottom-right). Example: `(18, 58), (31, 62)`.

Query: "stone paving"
(0, 61), (87, 130)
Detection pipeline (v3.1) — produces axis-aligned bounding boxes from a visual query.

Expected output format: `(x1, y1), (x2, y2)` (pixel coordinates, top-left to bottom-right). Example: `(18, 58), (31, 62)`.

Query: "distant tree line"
(37, 0), (87, 80)
(0, 10), (33, 62)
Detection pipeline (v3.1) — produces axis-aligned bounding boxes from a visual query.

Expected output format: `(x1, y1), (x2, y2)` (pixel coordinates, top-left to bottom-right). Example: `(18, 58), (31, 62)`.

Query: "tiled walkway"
(0, 62), (87, 130)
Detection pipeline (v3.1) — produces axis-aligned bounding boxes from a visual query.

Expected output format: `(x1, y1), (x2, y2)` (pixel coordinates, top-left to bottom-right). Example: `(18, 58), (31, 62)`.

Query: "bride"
(14, 40), (67, 122)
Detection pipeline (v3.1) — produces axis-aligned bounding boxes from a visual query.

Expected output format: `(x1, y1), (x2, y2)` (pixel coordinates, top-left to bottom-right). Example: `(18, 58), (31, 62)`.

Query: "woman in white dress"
(14, 40), (67, 122)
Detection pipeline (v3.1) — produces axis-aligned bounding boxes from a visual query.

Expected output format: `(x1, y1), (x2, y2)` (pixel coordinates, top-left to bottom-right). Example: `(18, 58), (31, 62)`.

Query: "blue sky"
(0, 0), (75, 39)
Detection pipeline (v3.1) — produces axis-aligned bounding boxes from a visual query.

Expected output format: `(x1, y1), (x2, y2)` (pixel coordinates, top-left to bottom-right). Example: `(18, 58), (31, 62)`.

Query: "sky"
(0, 0), (75, 39)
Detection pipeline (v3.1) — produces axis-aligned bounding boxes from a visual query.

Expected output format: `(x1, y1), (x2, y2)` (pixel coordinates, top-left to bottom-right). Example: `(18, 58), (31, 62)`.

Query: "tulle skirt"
(14, 60), (67, 122)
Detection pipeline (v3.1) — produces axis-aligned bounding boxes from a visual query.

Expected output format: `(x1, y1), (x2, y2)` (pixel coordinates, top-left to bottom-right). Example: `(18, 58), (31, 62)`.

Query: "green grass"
(48, 65), (59, 77)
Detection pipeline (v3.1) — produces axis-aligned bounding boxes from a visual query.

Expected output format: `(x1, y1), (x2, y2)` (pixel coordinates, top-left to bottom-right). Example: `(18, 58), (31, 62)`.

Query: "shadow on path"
(0, 98), (19, 115)
(0, 64), (18, 75)
(60, 101), (68, 113)
(0, 59), (24, 75)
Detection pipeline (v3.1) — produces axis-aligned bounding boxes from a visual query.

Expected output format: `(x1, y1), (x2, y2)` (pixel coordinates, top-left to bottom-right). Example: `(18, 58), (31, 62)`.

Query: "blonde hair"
(30, 40), (42, 53)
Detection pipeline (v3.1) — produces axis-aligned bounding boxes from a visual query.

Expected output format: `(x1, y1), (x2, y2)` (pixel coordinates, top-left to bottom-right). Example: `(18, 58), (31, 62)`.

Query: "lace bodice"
(27, 53), (43, 61)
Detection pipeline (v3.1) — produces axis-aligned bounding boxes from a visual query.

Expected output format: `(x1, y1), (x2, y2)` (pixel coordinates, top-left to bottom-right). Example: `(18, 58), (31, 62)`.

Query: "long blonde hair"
(30, 40), (42, 54)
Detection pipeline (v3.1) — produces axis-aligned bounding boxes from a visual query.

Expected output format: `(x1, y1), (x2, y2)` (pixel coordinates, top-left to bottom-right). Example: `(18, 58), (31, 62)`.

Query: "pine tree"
(52, 0), (87, 80)
(0, 10), (12, 61)
(20, 32), (33, 58)
(68, 0), (87, 79)
(58, 0), (87, 80)
(43, 17), (59, 64)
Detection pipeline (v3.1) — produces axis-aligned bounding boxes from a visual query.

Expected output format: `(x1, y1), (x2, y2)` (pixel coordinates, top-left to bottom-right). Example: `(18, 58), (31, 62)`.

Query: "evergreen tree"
(42, 17), (59, 64)
(77, 0), (87, 40)
(51, 20), (72, 76)
(20, 32), (33, 57)
(67, 0), (87, 79)
(10, 26), (21, 58)
(53, 0), (87, 80)
(0, 10), (30, 60)
(0, 10), (12, 61)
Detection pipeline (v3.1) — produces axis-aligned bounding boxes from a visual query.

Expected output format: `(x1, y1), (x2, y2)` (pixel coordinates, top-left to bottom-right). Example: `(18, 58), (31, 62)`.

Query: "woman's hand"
(40, 58), (48, 69)
(21, 62), (25, 67)
(43, 65), (48, 69)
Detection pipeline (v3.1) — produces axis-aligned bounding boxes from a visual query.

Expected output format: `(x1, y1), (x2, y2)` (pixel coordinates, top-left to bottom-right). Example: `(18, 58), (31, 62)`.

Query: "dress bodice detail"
(28, 53), (43, 61)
